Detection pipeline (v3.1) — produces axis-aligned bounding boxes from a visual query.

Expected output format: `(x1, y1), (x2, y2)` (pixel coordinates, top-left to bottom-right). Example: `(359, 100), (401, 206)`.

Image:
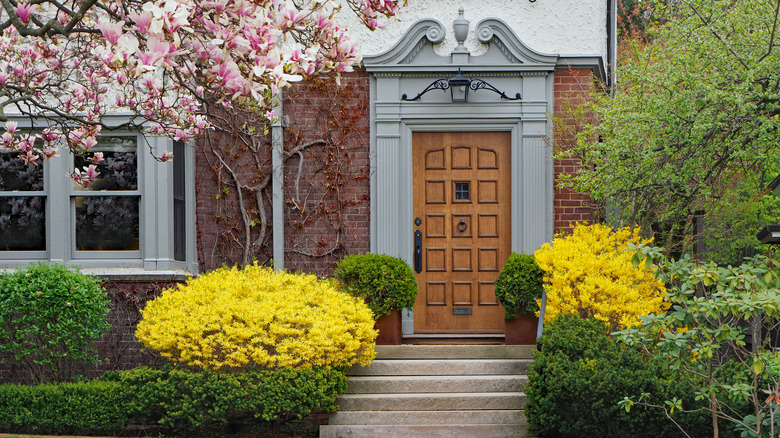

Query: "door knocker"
(457, 219), (468, 232)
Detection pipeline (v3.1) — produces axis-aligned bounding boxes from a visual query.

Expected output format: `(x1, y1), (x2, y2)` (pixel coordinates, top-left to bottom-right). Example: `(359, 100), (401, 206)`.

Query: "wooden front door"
(412, 131), (511, 333)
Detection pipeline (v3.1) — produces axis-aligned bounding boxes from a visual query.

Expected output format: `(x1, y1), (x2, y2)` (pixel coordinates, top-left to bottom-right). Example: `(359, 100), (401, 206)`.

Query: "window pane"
(0, 196), (45, 250)
(75, 196), (139, 250)
(454, 182), (470, 201)
(73, 137), (138, 191)
(173, 141), (186, 261)
(0, 153), (43, 191)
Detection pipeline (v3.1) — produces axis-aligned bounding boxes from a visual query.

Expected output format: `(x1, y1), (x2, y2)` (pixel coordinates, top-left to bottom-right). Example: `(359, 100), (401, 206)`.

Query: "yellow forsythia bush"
(534, 223), (668, 330)
(136, 264), (377, 370)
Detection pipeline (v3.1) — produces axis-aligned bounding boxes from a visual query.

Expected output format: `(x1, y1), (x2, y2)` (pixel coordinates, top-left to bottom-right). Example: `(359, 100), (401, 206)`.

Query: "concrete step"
(345, 375), (527, 394)
(319, 423), (531, 438)
(336, 392), (526, 411)
(375, 345), (535, 360)
(348, 358), (532, 376)
(328, 409), (527, 425)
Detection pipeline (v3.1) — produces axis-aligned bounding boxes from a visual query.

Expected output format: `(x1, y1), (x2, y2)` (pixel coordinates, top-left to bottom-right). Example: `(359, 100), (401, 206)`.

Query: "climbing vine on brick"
(196, 74), (370, 273)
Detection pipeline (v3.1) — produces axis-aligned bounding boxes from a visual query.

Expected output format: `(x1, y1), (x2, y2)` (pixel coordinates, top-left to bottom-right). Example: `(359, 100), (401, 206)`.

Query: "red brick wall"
(281, 72), (371, 276)
(553, 67), (597, 233)
(194, 72), (371, 276)
(195, 110), (274, 271)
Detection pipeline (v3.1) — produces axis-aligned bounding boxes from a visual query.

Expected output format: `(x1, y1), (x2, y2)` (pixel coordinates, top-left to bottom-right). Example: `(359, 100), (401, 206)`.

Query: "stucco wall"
(342, 0), (607, 59)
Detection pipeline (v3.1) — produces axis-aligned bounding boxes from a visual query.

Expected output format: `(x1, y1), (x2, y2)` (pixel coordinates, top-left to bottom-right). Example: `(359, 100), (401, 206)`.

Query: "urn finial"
(453, 7), (469, 52)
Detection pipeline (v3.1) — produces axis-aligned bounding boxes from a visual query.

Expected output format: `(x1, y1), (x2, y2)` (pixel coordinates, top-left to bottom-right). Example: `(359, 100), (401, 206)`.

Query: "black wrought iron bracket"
(401, 79), (450, 101)
(469, 79), (521, 100)
(401, 71), (521, 101)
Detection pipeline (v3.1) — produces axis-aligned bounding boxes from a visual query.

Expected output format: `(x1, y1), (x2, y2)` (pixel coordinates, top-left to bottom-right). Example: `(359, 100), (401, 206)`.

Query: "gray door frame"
(364, 17), (598, 334)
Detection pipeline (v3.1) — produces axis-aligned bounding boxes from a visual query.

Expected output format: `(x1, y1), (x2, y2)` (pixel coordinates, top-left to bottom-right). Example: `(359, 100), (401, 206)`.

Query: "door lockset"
(413, 229), (423, 273)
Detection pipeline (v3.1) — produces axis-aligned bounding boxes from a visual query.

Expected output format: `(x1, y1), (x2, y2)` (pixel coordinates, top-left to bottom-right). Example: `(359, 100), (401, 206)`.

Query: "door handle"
(414, 229), (423, 273)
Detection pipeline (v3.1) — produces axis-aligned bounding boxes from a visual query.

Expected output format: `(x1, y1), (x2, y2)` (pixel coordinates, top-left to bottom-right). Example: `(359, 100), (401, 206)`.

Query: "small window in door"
(454, 181), (470, 202)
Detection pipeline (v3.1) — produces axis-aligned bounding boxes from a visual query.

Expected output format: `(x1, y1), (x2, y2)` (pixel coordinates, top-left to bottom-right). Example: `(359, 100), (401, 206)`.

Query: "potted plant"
(334, 254), (417, 345)
(495, 252), (544, 345)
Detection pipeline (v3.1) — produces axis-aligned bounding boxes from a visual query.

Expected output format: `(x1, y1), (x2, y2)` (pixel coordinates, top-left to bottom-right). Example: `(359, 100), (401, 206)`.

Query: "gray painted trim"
(366, 13), (559, 335)
(362, 19), (446, 67)
(556, 55), (606, 81)
(272, 96), (285, 270)
(369, 74), (378, 252)
(184, 140), (198, 273)
(474, 18), (559, 63)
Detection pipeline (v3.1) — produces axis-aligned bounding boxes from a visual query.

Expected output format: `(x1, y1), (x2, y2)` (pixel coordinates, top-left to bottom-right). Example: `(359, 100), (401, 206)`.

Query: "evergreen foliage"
(334, 253), (418, 318)
(494, 252), (544, 319)
(0, 366), (347, 436)
(525, 315), (710, 437)
(0, 262), (110, 383)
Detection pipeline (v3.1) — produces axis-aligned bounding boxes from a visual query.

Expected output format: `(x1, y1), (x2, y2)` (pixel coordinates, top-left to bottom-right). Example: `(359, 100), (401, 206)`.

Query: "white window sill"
(0, 267), (195, 282)
(79, 268), (195, 282)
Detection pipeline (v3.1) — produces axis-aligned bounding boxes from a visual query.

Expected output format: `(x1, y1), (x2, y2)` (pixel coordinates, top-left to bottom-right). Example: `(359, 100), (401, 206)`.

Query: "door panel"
(413, 131), (511, 333)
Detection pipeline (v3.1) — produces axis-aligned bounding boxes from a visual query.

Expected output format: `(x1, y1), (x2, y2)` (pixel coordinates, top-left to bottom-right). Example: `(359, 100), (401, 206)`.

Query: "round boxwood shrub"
(136, 264), (376, 370)
(0, 262), (110, 383)
(334, 253), (417, 318)
(525, 315), (710, 437)
(494, 252), (544, 319)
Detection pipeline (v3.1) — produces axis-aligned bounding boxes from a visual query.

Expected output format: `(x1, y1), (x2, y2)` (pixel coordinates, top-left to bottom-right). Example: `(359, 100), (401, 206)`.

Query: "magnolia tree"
(0, 0), (403, 185)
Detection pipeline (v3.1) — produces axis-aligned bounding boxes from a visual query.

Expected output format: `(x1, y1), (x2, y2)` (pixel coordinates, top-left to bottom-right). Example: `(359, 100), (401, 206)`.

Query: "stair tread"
(375, 345), (535, 359)
(339, 391), (526, 397)
(347, 375), (527, 380)
(319, 423), (533, 438)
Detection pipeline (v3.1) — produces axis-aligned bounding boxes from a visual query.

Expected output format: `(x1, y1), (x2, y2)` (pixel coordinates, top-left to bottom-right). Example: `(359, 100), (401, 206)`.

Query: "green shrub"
(136, 264), (376, 370)
(494, 252), (544, 319)
(103, 366), (348, 435)
(334, 253), (417, 318)
(0, 366), (348, 436)
(525, 315), (710, 437)
(0, 262), (110, 383)
(0, 380), (129, 435)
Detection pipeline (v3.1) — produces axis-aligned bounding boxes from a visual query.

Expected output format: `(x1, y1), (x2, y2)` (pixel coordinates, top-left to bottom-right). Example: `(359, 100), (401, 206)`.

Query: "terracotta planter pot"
(504, 312), (539, 345)
(374, 308), (403, 345)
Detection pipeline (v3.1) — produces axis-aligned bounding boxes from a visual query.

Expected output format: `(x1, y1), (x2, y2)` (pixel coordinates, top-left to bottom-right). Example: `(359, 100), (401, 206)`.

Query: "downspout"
(272, 94), (286, 270)
(607, 0), (617, 93)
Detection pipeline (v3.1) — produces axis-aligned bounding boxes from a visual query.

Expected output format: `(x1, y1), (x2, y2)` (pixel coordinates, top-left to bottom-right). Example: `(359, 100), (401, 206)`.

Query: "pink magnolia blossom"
(98, 18), (124, 45)
(15, 3), (35, 24)
(5, 121), (18, 134)
(0, 0), (406, 181)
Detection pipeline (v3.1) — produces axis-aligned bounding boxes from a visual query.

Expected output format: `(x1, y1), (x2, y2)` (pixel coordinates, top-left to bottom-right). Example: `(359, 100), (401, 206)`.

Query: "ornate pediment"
(363, 15), (558, 71)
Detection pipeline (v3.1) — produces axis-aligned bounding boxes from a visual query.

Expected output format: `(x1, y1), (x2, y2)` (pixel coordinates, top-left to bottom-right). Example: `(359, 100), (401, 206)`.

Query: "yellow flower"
(535, 223), (668, 331)
(136, 263), (377, 370)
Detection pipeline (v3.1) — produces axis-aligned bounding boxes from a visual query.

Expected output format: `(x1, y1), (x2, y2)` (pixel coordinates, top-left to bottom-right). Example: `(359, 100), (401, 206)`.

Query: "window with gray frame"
(0, 129), (192, 271)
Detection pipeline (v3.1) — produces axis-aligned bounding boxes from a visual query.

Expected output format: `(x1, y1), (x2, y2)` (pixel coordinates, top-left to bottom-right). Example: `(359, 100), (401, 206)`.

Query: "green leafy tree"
(565, 0), (780, 259)
(618, 245), (780, 438)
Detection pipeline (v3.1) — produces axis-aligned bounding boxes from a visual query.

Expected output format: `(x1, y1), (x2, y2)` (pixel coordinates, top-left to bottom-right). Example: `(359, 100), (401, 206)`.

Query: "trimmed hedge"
(0, 366), (348, 436)
(0, 380), (128, 435)
(106, 366), (348, 435)
(525, 315), (710, 437)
